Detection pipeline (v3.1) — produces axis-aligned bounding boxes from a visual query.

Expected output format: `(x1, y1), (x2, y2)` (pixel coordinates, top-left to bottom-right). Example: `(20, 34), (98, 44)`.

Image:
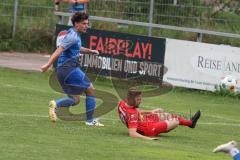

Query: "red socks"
(174, 115), (192, 127)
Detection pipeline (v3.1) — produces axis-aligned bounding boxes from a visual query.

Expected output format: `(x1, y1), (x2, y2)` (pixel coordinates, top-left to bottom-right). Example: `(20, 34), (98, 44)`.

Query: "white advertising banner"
(163, 39), (240, 91)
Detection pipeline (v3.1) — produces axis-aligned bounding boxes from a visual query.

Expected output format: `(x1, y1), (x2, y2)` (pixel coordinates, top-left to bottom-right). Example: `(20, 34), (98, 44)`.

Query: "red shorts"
(137, 121), (168, 136)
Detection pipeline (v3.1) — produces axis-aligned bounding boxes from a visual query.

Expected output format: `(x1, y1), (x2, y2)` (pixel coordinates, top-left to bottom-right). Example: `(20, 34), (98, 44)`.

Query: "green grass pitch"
(0, 67), (239, 160)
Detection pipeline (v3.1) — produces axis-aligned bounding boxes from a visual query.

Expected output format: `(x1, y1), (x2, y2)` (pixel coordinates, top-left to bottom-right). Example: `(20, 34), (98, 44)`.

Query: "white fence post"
(12, 0), (19, 38)
(148, 0), (154, 37)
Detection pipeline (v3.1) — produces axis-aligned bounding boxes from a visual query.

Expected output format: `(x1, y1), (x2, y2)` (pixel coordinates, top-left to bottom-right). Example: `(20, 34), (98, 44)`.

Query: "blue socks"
(55, 96), (76, 108)
(86, 95), (96, 122)
(55, 95), (96, 122)
(234, 153), (240, 160)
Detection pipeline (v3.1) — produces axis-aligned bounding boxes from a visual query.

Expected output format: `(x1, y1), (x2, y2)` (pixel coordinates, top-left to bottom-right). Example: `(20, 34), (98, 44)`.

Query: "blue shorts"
(56, 66), (91, 95)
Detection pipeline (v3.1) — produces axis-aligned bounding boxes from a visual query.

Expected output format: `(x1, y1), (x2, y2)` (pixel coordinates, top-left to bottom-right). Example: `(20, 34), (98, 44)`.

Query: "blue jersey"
(69, 3), (85, 12)
(57, 28), (82, 67)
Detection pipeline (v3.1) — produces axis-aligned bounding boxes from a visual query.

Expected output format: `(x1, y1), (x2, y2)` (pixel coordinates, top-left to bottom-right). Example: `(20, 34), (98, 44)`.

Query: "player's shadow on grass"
(158, 132), (193, 140)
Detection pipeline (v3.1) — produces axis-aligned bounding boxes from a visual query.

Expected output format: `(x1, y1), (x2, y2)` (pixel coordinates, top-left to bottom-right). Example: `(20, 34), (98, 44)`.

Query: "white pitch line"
(0, 83), (114, 96)
(0, 112), (48, 118)
(199, 122), (240, 127)
(0, 112), (239, 127)
(207, 115), (240, 123)
(0, 83), (53, 94)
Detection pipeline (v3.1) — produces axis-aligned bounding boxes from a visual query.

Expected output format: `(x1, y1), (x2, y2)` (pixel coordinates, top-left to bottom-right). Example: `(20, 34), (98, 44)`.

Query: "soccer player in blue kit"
(41, 12), (104, 126)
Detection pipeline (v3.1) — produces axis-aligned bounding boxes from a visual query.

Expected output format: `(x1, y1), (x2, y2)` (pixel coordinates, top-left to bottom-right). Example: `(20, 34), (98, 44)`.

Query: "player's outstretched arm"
(138, 109), (152, 115)
(151, 108), (164, 113)
(80, 47), (99, 55)
(40, 46), (64, 72)
(138, 108), (164, 115)
(128, 128), (159, 140)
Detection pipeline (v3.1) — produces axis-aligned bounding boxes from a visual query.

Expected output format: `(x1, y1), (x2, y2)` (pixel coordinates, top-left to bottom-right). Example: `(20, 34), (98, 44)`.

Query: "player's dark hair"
(71, 12), (89, 26)
(127, 87), (142, 107)
(128, 87), (142, 98)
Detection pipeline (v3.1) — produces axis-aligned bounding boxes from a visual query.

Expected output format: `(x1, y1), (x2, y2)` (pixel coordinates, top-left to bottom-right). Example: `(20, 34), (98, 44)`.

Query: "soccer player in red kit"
(118, 88), (201, 140)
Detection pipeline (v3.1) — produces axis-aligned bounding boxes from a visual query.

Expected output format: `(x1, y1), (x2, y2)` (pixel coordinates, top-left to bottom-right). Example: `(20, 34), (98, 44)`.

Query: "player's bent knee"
(166, 120), (179, 131)
(74, 97), (80, 105)
(85, 85), (95, 95)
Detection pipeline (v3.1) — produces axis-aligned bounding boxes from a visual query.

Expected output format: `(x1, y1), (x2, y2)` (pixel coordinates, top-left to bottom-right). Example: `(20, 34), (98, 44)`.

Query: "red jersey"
(118, 99), (140, 128)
